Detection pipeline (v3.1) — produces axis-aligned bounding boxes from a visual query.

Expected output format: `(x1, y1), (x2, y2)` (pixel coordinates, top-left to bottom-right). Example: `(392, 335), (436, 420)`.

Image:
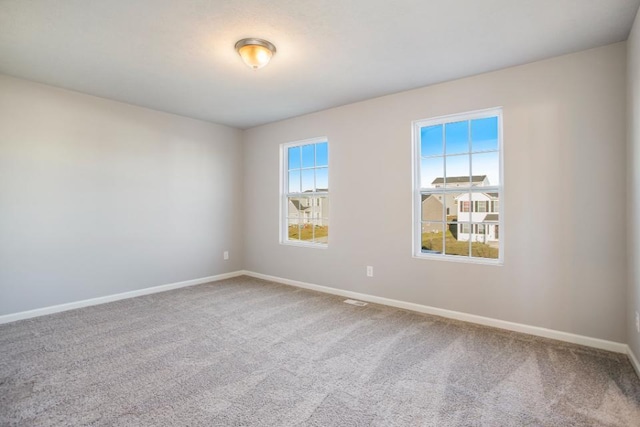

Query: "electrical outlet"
(366, 266), (373, 277)
(223, 251), (229, 261)
(636, 311), (640, 333)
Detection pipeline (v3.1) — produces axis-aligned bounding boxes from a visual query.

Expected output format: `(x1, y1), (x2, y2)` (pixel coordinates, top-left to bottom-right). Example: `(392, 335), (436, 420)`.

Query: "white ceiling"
(1, 0), (639, 129)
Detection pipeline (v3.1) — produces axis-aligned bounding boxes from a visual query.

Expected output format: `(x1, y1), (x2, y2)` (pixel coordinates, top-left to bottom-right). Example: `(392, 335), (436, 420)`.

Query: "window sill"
(413, 252), (503, 266)
(280, 240), (328, 249)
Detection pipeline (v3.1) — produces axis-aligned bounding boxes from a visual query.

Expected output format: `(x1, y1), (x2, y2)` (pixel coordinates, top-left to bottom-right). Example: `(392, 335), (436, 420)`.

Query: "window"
(280, 138), (329, 247)
(413, 108), (503, 263)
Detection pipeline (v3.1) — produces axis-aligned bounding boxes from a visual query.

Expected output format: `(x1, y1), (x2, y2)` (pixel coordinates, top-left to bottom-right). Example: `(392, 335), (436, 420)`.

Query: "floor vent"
(344, 299), (368, 307)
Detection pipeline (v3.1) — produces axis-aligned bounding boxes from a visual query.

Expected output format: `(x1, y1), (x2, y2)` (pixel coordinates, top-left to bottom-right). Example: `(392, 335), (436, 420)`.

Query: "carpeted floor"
(1, 276), (639, 426)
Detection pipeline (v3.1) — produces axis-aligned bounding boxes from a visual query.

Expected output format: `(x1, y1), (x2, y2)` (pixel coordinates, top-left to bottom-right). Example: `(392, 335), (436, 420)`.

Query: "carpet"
(1, 276), (639, 426)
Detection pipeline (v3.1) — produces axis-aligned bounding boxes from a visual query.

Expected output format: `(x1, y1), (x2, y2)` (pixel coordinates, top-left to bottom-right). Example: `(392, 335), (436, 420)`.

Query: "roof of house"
(289, 199), (310, 211)
(422, 194), (443, 203)
(431, 175), (487, 184)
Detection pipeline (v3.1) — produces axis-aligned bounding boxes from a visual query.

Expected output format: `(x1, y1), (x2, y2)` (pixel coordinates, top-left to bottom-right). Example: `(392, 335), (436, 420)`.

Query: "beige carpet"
(1, 276), (639, 426)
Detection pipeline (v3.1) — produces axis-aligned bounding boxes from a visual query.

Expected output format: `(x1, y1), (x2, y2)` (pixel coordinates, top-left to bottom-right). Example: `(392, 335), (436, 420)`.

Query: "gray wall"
(0, 42), (633, 347)
(0, 75), (244, 315)
(243, 43), (628, 343)
(628, 9), (640, 358)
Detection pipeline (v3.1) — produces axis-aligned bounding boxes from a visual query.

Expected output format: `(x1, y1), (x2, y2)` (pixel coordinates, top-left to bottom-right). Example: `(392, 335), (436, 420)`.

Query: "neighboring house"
(430, 175), (489, 218)
(421, 195), (444, 233)
(288, 195), (329, 226)
(456, 192), (499, 243)
(431, 175), (489, 188)
(422, 176), (499, 243)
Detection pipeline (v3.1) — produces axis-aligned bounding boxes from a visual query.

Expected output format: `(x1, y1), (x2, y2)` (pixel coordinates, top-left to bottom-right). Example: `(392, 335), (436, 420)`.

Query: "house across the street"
(421, 176), (499, 244)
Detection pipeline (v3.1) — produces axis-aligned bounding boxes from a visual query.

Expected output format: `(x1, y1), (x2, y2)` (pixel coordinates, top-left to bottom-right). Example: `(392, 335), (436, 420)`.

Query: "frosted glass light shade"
(235, 38), (276, 70)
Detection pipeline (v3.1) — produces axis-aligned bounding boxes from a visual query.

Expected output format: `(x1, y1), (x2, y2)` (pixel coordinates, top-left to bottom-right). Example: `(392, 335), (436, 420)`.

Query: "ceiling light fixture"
(235, 38), (276, 70)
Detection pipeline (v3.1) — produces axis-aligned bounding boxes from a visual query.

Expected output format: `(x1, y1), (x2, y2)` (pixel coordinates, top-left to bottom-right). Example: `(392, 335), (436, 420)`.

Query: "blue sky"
(420, 117), (499, 187)
(288, 142), (328, 192)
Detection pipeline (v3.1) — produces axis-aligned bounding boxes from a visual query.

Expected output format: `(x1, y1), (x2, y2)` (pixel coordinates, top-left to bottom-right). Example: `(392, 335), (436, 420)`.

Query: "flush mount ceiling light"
(235, 38), (276, 70)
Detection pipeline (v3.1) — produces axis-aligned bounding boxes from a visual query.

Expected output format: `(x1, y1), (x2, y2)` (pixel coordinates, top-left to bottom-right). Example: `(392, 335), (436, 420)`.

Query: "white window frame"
(412, 107), (504, 265)
(279, 137), (329, 248)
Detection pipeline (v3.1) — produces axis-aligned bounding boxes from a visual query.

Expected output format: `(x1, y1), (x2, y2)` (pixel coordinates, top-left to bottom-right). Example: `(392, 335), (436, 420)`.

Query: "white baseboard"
(628, 346), (640, 378)
(242, 270), (628, 354)
(0, 271), (244, 325)
(2, 269), (635, 367)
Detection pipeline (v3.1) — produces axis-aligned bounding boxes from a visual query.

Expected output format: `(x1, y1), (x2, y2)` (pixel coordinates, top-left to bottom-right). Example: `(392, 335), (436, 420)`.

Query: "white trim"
(2, 269), (634, 361)
(627, 346), (640, 378)
(280, 240), (329, 249)
(413, 107), (504, 128)
(411, 253), (502, 265)
(242, 270), (627, 354)
(0, 271), (244, 325)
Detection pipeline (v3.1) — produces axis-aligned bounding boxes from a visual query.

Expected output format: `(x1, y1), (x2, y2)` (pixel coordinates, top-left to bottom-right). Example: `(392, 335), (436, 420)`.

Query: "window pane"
(288, 146), (301, 170)
(312, 220), (329, 244)
(302, 144), (315, 168)
(299, 222), (314, 242)
(456, 192), (473, 256)
(471, 117), (498, 152)
(445, 121), (469, 155)
(421, 157), (444, 188)
(301, 169), (314, 193)
(421, 194), (444, 222)
(315, 167), (328, 191)
(445, 222), (469, 257)
(287, 197), (306, 218)
(445, 193), (462, 220)
(459, 222), (471, 235)
(287, 218), (300, 241)
(471, 222), (499, 259)
(421, 124), (443, 157)
(316, 142), (328, 167)
(310, 196), (329, 219)
(288, 170), (301, 193)
(421, 222), (443, 254)
(472, 152), (499, 186)
(445, 155), (470, 186)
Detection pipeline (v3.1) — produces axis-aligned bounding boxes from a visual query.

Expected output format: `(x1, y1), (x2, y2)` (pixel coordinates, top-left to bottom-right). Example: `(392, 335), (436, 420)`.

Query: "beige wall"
(628, 9), (640, 359)
(0, 75), (244, 315)
(243, 43), (628, 343)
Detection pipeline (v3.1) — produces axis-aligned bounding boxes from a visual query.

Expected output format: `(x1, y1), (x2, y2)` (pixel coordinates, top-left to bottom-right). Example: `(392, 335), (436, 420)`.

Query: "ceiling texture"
(1, 0), (639, 129)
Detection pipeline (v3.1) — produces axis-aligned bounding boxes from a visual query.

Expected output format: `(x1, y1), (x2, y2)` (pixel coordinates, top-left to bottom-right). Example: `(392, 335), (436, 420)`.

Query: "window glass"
(421, 125), (443, 156)
(414, 109), (502, 263)
(471, 117), (499, 152)
(301, 144), (315, 168)
(288, 146), (301, 169)
(445, 121), (469, 155)
(282, 139), (329, 247)
(421, 157), (444, 188)
(316, 143), (328, 167)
